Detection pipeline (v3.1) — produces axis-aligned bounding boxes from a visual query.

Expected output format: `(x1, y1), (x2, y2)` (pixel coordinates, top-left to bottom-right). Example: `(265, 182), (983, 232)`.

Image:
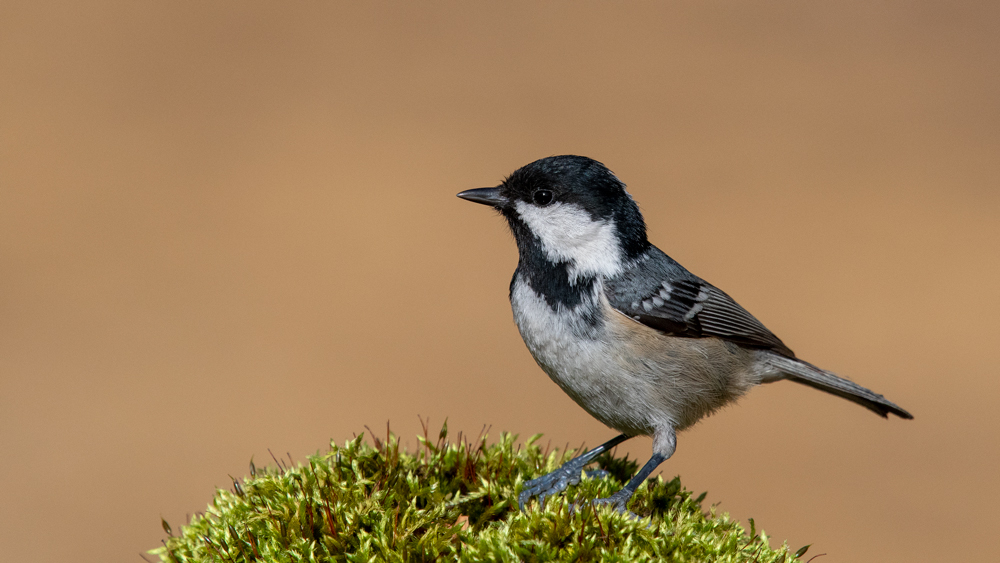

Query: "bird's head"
(458, 155), (649, 279)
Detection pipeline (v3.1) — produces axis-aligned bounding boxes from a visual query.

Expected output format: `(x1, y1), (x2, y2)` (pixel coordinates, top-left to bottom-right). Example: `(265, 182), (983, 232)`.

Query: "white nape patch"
(514, 200), (623, 280)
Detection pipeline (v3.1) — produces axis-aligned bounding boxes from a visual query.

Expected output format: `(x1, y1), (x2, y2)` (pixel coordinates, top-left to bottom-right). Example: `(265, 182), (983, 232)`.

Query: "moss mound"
(152, 425), (804, 562)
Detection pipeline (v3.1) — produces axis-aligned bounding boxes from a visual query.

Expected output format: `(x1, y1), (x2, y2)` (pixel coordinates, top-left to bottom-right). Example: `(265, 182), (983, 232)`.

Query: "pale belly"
(510, 280), (759, 434)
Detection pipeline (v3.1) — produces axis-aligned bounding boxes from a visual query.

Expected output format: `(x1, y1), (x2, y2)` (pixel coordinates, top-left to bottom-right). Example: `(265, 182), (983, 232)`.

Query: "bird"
(457, 155), (912, 516)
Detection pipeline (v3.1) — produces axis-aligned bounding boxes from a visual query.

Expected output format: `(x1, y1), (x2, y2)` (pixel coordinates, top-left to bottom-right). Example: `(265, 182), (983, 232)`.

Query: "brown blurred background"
(2, 1), (998, 561)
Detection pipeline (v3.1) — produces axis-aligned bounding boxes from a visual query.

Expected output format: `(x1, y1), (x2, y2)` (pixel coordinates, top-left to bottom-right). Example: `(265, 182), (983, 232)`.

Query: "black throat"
(505, 214), (596, 310)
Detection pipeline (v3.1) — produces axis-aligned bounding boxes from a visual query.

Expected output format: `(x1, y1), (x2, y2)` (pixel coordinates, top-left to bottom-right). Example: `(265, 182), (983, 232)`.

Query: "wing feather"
(605, 248), (795, 357)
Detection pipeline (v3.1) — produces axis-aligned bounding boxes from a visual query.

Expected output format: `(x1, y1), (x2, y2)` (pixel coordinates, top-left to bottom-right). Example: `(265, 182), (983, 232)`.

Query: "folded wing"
(605, 247), (795, 357)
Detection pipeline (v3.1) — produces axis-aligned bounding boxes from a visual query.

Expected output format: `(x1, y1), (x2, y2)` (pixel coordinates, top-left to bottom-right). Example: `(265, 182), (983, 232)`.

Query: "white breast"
(510, 278), (667, 436)
(510, 277), (761, 434)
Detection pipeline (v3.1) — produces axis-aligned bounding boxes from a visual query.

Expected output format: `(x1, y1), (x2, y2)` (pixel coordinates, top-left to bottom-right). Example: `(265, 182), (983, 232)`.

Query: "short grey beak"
(457, 187), (505, 208)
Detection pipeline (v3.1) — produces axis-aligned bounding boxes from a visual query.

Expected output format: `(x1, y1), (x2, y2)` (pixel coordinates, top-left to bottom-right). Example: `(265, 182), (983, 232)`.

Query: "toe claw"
(518, 487), (540, 511)
(590, 488), (635, 515)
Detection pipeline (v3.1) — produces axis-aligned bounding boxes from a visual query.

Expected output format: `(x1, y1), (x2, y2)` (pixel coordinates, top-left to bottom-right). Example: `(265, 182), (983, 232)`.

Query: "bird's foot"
(518, 459), (607, 510)
(588, 488), (640, 520)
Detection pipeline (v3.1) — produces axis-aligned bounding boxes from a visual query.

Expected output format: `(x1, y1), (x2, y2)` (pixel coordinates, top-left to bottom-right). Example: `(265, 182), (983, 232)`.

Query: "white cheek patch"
(515, 200), (623, 279)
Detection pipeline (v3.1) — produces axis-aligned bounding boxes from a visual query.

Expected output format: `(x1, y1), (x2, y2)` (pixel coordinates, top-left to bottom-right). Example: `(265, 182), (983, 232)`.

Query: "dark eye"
(532, 190), (553, 206)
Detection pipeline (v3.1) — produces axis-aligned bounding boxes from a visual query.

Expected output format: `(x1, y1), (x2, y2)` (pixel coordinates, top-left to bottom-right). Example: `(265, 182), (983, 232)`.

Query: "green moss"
(152, 426), (804, 562)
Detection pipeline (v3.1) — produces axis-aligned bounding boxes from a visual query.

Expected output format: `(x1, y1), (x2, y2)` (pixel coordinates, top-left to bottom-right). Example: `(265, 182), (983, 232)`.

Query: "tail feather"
(767, 355), (913, 420)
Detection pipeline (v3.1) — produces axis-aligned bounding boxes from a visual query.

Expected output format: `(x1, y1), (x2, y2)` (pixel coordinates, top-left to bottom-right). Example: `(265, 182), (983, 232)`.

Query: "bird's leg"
(590, 452), (667, 517)
(518, 434), (630, 510)
(591, 427), (675, 518)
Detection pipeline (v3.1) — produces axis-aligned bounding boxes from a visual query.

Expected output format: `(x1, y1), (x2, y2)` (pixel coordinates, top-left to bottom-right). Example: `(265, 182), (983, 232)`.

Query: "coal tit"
(458, 155), (912, 516)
